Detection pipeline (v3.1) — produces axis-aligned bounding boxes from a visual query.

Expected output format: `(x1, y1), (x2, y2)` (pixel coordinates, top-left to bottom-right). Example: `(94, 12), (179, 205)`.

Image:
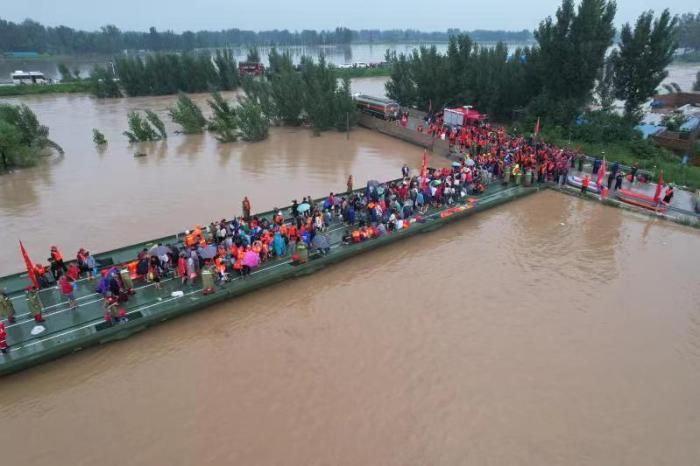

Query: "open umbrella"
(451, 161), (461, 167)
(199, 244), (217, 259)
(297, 203), (311, 213)
(430, 179), (442, 187)
(242, 250), (260, 268)
(465, 158), (475, 167)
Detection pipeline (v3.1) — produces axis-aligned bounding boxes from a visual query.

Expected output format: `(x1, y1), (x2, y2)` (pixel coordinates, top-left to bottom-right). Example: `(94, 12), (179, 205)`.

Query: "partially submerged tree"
(89, 65), (122, 98)
(169, 93), (207, 134)
(123, 111), (162, 142)
(236, 97), (269, 142)
(0, 103), (63, 171)
(269, 51), (305, 125)
(145, 110), (167, 139)
(207, 91), (238, 142)
(92, 129), (107, 145)
(385, 51), (417, 107)
(612, 9), (679, 119)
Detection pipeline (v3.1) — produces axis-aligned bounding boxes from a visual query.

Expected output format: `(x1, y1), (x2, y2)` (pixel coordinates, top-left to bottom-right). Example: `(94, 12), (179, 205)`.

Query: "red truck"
(443, 106), (488, 128)
(238, 62), (265, 77)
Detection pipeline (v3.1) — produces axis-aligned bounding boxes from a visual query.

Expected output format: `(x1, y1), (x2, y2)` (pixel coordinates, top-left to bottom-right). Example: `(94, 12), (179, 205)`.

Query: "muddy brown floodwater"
(1, 91), (700, 466)
(0, 90), (435, 275)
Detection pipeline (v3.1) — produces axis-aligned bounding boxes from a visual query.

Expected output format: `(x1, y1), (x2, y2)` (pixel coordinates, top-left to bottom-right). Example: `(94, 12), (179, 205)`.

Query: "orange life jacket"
(51, 249), (63, 261)
(351, 230), (361, 243)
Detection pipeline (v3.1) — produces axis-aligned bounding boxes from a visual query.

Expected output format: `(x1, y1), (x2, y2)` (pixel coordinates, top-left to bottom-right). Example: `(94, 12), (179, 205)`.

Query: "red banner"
(19, 240), (39, 290)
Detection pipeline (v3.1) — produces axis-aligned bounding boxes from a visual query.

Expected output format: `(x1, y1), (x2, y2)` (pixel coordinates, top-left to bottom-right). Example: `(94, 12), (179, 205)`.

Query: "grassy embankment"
(0, 81), (91, 97)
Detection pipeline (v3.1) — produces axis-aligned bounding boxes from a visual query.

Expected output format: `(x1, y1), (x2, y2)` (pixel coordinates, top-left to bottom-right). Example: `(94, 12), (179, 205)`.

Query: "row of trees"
(123, 52), (356, 144)
(0, 18), (538, 55)
(678, 12), (700, 51)
(0, 103), (62, 171)
(386, 1), (679, 126)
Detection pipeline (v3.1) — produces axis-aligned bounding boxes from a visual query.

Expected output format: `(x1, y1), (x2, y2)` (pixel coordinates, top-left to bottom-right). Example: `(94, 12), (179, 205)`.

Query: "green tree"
(0, 103), (62, 171)
(300, 56), (339, 132)
(268, 51), (305, 124)
(92, 128), (107, 145)
(58, 63), (78, 82)
(89, 65), (122, 98)
(236, 97), (270, 141)
(532, 0), (617, 125)
(612, 9), (679, 119)
(595, 57), (616, 112)
(169, 93), (207, 134)
(207, 92), (238, 142)
(385, 51), (417, 107)
(145, 110), (167, 139)
(213, 48), (240, 91)
(123, 111), (161, 142)
(332, 77), (357, 131)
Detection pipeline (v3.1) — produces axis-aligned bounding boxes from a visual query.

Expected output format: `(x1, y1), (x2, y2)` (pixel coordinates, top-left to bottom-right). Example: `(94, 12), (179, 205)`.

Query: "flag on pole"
(533, 117), (540, 136)
(19, 240), (39, 290)
(596, 157), (606, 190)
(420, 150), (428, 191)
(653, 170), (664, 202)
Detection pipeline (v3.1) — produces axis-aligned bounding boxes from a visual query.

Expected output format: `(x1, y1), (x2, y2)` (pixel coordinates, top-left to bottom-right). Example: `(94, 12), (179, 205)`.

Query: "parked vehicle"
(443, 106), (487, 128)
(353, 94), (400, 120)
(11, 70), (49, 85)
(238, 62), (265, 77)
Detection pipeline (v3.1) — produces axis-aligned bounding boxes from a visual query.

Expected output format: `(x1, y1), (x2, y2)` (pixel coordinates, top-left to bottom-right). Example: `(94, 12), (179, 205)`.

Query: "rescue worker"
(58, 275), (78, 310)
(0, 321), (8, 354)
(50, 246), (67, 278)
(581, 175), (590, 195)
(0, 291), (16, 324)
(663, 185), (675, 204)
(242, 196), (252, 221)
(33, 263), (50, 288)
(201, 263), (216, 295)
(26, 287), (45, 323)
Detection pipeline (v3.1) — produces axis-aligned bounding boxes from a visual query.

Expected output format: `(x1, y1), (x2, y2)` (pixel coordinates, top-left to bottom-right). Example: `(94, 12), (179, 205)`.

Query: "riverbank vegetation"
(0, 81), (91, 97)
(0, 103), (62, 171)
(0, 17), (534, 54)
(92, 129), (107, 145)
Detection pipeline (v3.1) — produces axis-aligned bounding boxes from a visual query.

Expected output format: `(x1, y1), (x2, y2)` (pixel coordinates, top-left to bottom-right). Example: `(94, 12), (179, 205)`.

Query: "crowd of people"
(0, 116), (680, 352)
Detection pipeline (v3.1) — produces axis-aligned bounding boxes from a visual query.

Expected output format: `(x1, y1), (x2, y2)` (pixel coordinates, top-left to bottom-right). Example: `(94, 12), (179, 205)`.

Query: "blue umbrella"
(297, 203), (311, 213)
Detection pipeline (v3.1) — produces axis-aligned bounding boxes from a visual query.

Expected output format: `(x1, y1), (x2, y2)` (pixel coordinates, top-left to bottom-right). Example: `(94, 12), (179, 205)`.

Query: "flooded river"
(1, 84), (700, 465)
(0, 85), (432, 275)
(1, 191), (699, 465)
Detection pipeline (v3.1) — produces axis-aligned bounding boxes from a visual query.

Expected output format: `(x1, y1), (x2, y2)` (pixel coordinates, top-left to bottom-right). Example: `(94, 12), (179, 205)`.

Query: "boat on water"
(615, 188), (667, 212)
(0, 179), (538, 376)
(566, 175), (600, 194)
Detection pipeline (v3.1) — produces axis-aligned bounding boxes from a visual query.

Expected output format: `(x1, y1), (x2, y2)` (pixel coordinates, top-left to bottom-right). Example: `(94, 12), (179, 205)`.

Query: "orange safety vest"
(351, 230), (361, 243)
(185, 234), (195, 247)
(215, 257), (224, 273)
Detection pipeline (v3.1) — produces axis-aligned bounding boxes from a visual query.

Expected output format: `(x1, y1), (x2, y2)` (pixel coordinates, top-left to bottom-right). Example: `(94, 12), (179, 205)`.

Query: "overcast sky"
(3, 0), (697, 32)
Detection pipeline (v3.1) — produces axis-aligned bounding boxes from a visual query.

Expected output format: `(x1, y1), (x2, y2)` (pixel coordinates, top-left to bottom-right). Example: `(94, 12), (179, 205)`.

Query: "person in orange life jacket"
(580, 175), (590, 195)
(50, 246), (67, 277)
(33, 263), (50, 288)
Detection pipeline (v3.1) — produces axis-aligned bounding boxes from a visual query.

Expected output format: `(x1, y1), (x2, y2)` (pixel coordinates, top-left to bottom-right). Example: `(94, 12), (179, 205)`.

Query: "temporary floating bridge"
(0, 180), (539, 376)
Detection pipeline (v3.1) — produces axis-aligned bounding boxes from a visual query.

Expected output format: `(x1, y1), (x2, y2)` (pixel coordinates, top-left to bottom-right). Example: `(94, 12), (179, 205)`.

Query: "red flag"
(653, 170), (664, 202)
(420, 150), (427, 190)
(533, 117), (540, 136)
(19, 240), (39, 290)
(596, 158), (606, 189)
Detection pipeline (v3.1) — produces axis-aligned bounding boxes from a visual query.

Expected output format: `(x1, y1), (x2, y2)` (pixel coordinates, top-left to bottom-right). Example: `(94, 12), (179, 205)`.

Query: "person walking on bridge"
(0, 291), (16, 324)
(242, 196), (252, 221)
(50, 246), (67, 279)
(26, 287), (45, 323)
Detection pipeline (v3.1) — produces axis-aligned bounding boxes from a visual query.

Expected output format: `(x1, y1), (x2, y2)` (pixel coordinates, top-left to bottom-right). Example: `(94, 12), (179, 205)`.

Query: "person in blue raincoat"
(272, 232), (286, 257)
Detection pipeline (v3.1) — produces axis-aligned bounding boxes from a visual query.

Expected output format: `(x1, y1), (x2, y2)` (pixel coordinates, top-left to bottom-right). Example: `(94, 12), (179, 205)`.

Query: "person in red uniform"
(242, 196), (251, 221)
(50, 246), (68, 277)
(0, 321), (8, 354)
